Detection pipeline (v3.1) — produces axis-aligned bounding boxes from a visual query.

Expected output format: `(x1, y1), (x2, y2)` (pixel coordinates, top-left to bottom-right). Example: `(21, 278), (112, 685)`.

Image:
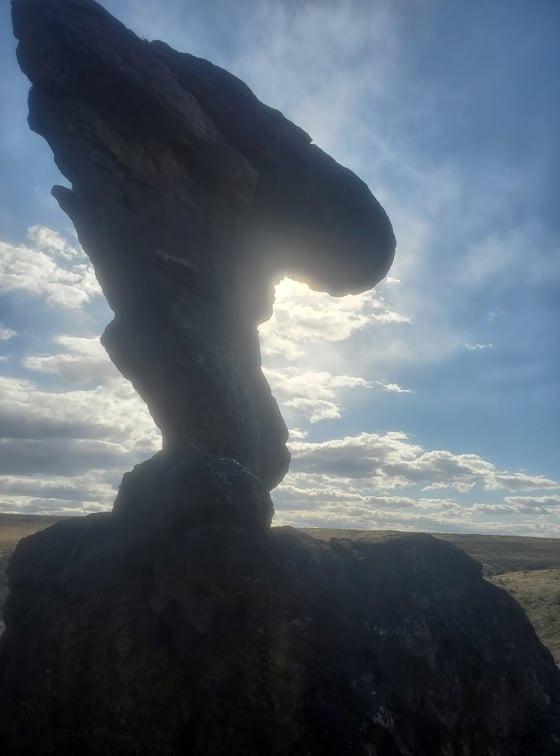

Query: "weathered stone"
(12, 0), (395, 493)
(1, 518), (560, 755)
(112, 451), (275, 531)
(4, 2), (560, 754)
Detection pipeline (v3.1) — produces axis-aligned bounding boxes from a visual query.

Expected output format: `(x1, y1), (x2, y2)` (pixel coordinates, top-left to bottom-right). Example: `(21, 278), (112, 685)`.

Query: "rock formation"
(3, 518), (560, 755)
(1, 0), (560, 754)
(12, 0), (395, 497)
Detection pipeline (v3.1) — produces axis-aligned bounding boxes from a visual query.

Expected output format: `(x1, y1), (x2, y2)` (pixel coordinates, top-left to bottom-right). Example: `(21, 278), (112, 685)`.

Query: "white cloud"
(0, 226), (102, 309)
(0, 370), (159, 513)
(0, 373), (159, 470)
(0, 325), (16, 340)
(0, 496), (111, 517)
(489, 473), (560, 492)
(471, 503), (514, 515)
(374, 380), (412, 394)
(465, 343), (493, 351)
(504, 495), (560, 512)
(22, 336), (118, 384)
(287, 432), (559, 494)
(260, 278), (411, 432)
(259, 278), (410, 364)
(273, 473), (560, 537)
(0, 222), (160, 514)
(260, 278), (412, 425)
(288, 428), (308, 441)
(284, 398), (340, 424)
(270, 428), (560, 534)
(0, 471), (116, 505)
(264, 368), (371, 402)
(26, 225), (81, 260)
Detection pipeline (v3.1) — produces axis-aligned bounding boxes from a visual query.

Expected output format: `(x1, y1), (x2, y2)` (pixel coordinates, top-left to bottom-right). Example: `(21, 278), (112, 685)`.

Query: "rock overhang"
(12, 0), (395, 491)
(13, 0), (395, 298)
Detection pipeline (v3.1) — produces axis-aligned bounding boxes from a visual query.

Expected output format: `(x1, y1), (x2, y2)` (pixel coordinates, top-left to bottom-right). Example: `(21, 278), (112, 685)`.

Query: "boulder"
(1, 515), (559, 755)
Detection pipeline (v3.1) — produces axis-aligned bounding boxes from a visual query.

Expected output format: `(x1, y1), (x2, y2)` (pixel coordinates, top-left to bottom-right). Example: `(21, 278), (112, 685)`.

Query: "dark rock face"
(1, 515), (560, 755)
(12, 0), (395, 492)
(4, 1), (560, 753)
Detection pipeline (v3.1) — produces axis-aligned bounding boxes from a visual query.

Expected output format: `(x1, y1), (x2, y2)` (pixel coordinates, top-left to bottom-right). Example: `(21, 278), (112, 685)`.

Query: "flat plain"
(1, 515), (559, 664)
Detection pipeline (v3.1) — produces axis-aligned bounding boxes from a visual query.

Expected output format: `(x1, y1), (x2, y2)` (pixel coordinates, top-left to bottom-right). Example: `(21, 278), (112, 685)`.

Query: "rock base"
(1, 462), (560, 754)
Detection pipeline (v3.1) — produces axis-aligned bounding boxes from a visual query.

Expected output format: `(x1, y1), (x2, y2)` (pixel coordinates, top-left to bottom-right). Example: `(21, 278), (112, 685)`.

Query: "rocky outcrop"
(2, 506), (560, 755)
(12, 0), (395, 492)
(3, 1), (560, 754)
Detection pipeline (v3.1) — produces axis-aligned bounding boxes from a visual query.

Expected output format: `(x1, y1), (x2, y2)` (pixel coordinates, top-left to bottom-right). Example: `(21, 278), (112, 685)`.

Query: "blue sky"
(0, 0), (559, 535)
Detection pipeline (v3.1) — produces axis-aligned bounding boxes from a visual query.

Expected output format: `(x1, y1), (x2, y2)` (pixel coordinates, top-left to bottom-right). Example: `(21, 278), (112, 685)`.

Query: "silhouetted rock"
(3, 1), (560, 754)
(2, 519), (560, 755)
(113, 451), (275, 531)
(12, 0), (395, 492)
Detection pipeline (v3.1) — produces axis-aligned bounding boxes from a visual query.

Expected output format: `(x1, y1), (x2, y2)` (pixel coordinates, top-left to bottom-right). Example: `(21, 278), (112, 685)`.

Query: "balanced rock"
(3, 1), (560, 754)
(12, 0), (395, 495)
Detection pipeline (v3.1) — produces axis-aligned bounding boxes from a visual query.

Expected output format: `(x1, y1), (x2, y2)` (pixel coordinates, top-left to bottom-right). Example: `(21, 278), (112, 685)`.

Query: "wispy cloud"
(22, 336), (119, 384)
(374, 381), (412, 394)
(284, 398), (341, 425)
(0, 325), (16, 340)
(0, 226), (101, 309)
